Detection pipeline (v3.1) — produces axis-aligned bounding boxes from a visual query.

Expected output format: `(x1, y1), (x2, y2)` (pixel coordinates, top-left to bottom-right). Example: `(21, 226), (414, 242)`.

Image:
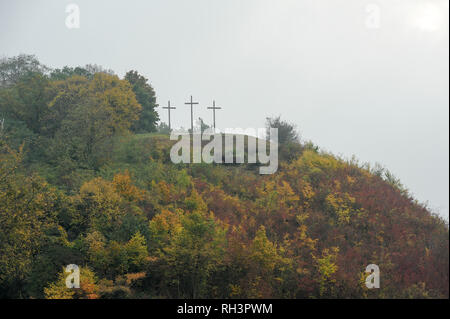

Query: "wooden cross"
(0, 118), (4, 131)
(185, 95), (199, 133)
(207, 100), (222, 132)
(162, 100), (176, 131)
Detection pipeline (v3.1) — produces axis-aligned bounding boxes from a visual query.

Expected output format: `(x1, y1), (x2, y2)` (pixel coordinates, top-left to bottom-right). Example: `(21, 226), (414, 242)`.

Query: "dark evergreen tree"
(124, 70), (159, 133)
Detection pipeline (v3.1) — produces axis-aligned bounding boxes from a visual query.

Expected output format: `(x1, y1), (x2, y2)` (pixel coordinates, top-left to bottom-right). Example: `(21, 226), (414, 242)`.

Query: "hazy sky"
(1, 0), (448, 219)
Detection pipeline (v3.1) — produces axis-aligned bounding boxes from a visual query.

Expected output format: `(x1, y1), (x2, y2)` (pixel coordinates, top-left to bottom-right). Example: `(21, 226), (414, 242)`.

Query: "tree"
(0, 71), (50, 134)
(246, 226), (292, 298)
(196, 117), (210, 134)
(124, 70), (159, 133)
(74, 177), (124, 237)
(0, 54), (48, 87)
(84, 231), (149, 280)
(44, 266), (99, 299)
(46, 73), (141, 170)
(312, 247), (339, 297)
(0, 144), (58, 297)
(265, 116), (303, 162)
(157, 122), (171, 134)
(265, 116), (299, 145)
(125, 231), (149, 273)
(44, 75), (90, 137)
(148, 209), (227, 298)
(49, 66), (94, 81)
(49, 64), (114, 81)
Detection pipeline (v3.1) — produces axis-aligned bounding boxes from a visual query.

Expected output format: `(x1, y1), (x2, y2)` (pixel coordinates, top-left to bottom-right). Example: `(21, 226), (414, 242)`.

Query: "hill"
(0, 55), (448, 299)
(1, 132), (448, 299)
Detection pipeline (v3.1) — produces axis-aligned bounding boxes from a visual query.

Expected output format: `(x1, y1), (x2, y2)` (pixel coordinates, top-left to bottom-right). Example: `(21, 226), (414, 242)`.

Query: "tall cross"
(162, 100), (176, 131)
(185, 95), (199, 133)
(207, 100), (222, 132)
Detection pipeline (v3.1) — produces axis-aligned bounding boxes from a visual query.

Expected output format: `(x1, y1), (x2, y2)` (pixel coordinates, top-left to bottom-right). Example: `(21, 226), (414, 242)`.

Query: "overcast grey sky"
(0, 0), (448, 219)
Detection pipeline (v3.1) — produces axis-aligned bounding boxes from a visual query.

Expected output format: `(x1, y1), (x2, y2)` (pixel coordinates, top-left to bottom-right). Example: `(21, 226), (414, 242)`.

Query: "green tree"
(44, 266), (99, 299)
(196, 117), (210, 134)
(246, 226), (292, 298)
(149, 210), (227, 298)
(265, 116), (303, 162)
(0, 72), (50, 134)
(265, 116), (299, 145)
(312, 247), (339, 297)
(0, 54), (48, 87)
(124, 70), (159, 133)
(46, 73), (141, 170)
(49, 64), (114, 81)
(0, 144), (58, 298)
(125, 231), (149, 273)
(157, 122), (171, 134)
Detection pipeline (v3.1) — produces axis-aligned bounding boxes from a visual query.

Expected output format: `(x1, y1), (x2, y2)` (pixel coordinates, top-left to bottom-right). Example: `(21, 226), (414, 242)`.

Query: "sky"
(0, 0), (448, 219)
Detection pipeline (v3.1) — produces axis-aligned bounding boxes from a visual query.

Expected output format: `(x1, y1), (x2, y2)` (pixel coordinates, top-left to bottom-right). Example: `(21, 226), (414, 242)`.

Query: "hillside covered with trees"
(0, 55), (448, 299)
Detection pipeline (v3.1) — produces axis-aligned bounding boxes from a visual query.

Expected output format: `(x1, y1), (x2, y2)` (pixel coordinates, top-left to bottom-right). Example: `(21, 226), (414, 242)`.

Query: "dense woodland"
(0, 55), (448, 299)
